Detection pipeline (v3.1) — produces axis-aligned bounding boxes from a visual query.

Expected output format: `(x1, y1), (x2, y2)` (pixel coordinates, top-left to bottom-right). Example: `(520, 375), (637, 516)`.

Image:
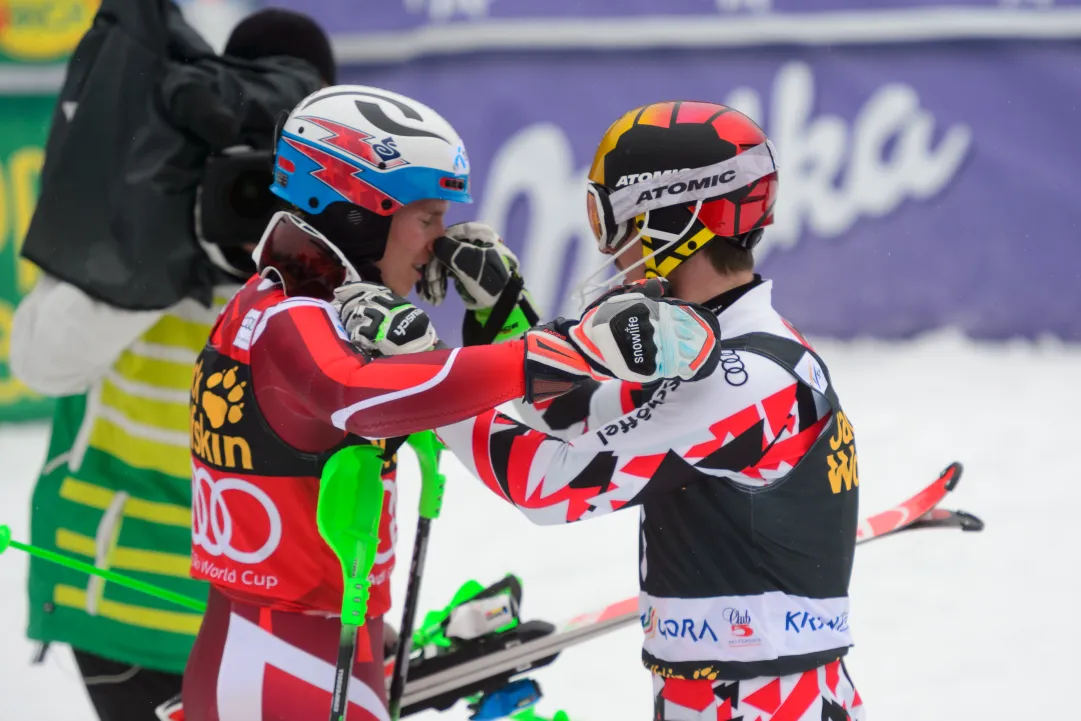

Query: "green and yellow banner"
(0, 0), (97, 65)
(0, 0), (97, 420)
(0, 95), (54, 420)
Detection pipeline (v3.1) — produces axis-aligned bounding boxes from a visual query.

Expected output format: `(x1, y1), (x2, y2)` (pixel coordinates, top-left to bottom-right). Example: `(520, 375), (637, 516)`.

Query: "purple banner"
(327, 41), (1081, 342)
(262, 1), (1081, 32)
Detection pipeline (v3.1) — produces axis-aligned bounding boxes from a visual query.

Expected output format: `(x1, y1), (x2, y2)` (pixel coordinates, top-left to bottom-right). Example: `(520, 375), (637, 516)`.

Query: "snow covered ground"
(2, 330), (1078, 720)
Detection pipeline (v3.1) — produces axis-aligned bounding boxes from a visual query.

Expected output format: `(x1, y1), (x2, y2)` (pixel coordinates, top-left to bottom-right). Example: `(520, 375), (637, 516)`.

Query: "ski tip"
(941, 461), (964, 492)
(955, 510), (985, 533)
(0, 525), (10, 555)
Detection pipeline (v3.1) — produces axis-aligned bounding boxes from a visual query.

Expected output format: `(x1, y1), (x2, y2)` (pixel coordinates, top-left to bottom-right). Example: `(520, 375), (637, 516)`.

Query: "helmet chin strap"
(571, 200), (704, 312)
(328, 242), (364, 284)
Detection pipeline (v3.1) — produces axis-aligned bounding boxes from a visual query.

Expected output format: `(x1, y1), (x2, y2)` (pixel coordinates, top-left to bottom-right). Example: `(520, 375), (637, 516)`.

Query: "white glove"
(569, 278), (721, 384)
(522, 278), (722, 402)
(417, 222), (522, 309)
(332, 282), (439, 356)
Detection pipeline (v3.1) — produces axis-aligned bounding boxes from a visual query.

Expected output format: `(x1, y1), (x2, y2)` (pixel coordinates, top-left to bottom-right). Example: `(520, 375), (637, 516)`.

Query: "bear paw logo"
(201, 366), (246, 429)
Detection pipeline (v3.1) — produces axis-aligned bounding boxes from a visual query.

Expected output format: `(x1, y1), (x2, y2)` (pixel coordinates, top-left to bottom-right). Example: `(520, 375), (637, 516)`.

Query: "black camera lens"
(229, 168), (276, 219)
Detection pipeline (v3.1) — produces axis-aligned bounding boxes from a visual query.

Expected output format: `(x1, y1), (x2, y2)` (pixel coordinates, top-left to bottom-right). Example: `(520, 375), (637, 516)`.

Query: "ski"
(396, 596), (635, 716)
(397, 461), (982, 716)
(855, 461), (982, 542)
(900, 506), (984, 535)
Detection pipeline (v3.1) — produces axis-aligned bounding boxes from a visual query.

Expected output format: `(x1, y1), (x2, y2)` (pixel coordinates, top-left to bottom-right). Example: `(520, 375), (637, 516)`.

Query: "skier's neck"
(668, 259), (756, 305)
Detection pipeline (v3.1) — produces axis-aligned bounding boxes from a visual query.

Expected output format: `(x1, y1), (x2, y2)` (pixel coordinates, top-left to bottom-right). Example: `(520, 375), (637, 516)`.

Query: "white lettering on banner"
(241, 570), (280, 590)
(403, 0), (495, 22)
(478, 123), (600, 318)
(192, 554), (280, 590)
(191, 466), (283, 565)
(192, 556), (238, 584)
(480, 62), (970, 318)
(724, 62), (972, 259)
(716, 0), (772, 12)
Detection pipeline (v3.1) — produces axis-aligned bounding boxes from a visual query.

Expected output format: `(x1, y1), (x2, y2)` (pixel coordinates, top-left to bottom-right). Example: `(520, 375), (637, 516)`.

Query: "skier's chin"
(615, 260), (647, 284)
(371, 258), (419, 297)
(613, 240), (646, 283)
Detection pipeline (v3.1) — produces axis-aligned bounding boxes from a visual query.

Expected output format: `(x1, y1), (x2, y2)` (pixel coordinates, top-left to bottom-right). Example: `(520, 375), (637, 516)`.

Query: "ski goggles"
(584, 141), (778, 254)
(251, 210), (363, 299)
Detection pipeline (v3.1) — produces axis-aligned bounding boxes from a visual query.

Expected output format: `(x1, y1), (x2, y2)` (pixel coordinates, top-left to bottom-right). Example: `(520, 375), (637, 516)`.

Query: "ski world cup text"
(190, 467), (283, 590)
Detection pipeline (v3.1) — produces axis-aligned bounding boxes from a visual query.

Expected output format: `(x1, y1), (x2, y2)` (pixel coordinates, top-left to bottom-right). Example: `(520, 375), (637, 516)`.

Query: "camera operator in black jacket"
(21, 1), (336, 308)
(11, 5), (337, 720)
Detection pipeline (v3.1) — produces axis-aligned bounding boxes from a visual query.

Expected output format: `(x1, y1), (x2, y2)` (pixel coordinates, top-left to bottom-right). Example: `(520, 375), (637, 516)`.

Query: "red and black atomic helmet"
(585, 101), (778, 280)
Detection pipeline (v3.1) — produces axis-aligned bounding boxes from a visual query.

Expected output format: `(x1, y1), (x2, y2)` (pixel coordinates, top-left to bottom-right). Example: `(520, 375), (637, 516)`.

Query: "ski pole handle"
(0, 524), (207, 613)
(316, 445), (387, 626)
(406, 431), (446, 521)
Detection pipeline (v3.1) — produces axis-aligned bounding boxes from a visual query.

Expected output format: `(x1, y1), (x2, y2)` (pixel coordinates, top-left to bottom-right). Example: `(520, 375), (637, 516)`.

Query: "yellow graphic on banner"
(0, 0), (99, 62)
(0, 299), (19, 402)
(0, 145), (45, 405)
(7, 146), (43, 293)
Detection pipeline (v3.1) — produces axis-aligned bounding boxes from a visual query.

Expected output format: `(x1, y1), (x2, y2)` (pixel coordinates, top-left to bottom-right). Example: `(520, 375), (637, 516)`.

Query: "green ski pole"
(0, 524), (207, 612)
(317, 444), (388, 721)
(388, 430), (447, 720)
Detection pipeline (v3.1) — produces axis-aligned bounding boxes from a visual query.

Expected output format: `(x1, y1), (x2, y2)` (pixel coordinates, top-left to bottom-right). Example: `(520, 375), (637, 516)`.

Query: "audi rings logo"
(719, 350), (748, 386)
(192, 467), (283, 564)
